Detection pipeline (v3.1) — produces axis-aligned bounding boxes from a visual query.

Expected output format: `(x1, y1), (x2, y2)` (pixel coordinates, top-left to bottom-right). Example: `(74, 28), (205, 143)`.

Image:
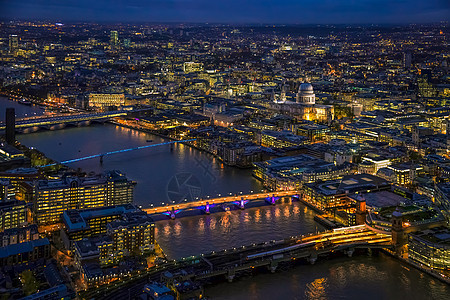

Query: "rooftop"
(0, 238), (49, 258)
(310, 174), (390, 196)
(63, 204), (139, 231)
(410, 226), (450, 246)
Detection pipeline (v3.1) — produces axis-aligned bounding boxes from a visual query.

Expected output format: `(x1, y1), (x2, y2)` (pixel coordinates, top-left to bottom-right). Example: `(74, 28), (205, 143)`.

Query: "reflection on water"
(155, 201), (323, 259)
(17, 122), (262, 207)
(0, 97), (45, 121)
(206, 254), (450, 300)
(305, 277), (328, 300)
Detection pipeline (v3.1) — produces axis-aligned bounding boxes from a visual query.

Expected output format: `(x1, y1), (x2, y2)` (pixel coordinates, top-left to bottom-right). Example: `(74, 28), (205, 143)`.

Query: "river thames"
(1, 97), (448, 299)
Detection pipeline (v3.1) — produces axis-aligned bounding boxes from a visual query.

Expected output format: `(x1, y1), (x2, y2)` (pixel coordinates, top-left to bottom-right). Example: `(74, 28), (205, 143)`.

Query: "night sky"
(1, 0), (449, 23)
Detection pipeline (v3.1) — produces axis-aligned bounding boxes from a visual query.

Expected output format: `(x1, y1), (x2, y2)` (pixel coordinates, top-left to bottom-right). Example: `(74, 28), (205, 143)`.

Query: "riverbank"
(0, 91), (46, 107)
(109, 119), (254, 169)
(382, 249), (450, 285)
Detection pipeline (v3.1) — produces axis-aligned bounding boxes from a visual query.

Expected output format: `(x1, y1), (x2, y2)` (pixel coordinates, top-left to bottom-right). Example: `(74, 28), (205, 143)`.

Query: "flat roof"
(311, 174), (390, 196)
(410, 226), (450, 246)
(363, 190), (407, 208)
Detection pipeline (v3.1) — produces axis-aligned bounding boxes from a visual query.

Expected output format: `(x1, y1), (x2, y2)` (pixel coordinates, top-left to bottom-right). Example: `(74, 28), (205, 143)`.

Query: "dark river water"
(2, 97), (447, 299)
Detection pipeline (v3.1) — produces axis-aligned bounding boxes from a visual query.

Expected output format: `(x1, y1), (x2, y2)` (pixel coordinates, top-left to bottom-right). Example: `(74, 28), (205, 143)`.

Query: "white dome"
(296, 82), (315, 104)
(299, 83), (313, 93)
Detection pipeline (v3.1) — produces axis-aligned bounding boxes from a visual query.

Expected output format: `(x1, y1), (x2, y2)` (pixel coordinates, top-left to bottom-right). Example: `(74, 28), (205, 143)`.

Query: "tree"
(20, 270), (39, 296)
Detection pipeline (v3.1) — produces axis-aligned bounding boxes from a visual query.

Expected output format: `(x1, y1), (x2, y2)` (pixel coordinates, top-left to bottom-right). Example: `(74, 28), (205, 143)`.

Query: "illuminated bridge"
(40, 139), (196, 168)
(143, 190), (300, 219)
(192, 224), (392, 281)
(0, 111), (127, 133)
(84, 225), (392, 299)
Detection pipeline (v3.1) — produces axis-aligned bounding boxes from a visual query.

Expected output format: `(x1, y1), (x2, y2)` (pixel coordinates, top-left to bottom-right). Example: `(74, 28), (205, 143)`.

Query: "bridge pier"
(226, 269), (235, 283)
(346, 248), (355, 258)
(239, 197), (245, 210)
(308, 253), (318, 265)
(266, 194), (277, 205)
(205, 202), (210, 215)
(170, 207), (176, 220)
(268, 261), (278, 273)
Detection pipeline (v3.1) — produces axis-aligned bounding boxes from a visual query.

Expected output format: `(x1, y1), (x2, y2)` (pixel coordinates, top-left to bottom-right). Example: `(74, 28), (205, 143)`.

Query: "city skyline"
(1, 0), (450, 24)
(0, 2), (449, 298)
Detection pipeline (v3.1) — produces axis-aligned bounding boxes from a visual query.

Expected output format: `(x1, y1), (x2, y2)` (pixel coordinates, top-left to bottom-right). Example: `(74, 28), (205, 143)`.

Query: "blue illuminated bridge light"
(39, 139), (196, 168)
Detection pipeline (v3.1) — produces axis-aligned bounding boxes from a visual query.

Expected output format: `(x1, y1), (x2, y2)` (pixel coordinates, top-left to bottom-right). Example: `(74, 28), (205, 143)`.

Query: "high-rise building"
(110, 30), (119, 47)
(8, 34), (18, 54)
(33, 171), (135, 225)
(123, 38), (130, 48)
(403, 51), (412, 69)
(5, 108), (15, 145)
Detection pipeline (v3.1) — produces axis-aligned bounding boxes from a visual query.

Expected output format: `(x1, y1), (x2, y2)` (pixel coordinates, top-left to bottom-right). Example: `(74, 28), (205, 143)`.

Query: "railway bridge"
(82, 225), (392, 299)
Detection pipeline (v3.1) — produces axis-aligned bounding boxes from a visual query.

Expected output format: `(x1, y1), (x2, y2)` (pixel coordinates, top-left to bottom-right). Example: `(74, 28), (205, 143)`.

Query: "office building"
(61, 204), (140, 248)
(387, 163), (423, 186)
(20, 284), (70, 300)
(33, 171), (135, 225)
(408, 227), (450, 270)
(0, 199), (29, 231)
(260, 130), (307, 149)
(8, 34), (18, 54)
(359, 153), (391, 174)
(435, 183), (450, 221)
(403, 51), (412, 69)
(183, 62), (204, 73)
(254, 154), (352, 190)
(0, 179), (16, 201)
(88, 93), (125, 109)
(105, 170), (135, 206)
(302, 174), (391, 210)
(110, 30), (119, 47)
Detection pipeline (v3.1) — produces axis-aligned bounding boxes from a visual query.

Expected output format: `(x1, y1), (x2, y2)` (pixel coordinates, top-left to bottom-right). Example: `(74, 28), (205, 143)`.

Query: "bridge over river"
(80, 225), (392, 299)
(0, 111), (127, 132)
(143, 190), (301, 218)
